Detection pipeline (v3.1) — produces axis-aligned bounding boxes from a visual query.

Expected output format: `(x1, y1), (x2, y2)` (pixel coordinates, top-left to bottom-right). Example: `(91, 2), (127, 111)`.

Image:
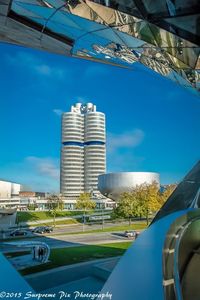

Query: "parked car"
(10, 229), (28, 237)
(124, 230), (140, 238)
(43, 226), (53, 233)
(32, 226), (53, 234)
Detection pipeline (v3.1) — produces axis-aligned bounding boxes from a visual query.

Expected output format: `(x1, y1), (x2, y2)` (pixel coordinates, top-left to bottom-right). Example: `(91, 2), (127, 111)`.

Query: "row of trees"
(114, 182), (176, 225)
(45, 192), (95, 229)
(41, 182), (176, 227)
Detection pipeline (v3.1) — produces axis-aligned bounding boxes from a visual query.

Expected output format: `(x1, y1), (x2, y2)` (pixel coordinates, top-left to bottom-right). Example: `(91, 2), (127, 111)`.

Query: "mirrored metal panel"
(0, 0), (199, 96)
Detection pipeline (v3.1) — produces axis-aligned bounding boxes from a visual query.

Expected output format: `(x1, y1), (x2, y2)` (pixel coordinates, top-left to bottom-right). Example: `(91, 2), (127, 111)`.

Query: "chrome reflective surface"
(152, 161), (200, 224)
(98, 172), (160, 201)
(0, 0), (199, 96)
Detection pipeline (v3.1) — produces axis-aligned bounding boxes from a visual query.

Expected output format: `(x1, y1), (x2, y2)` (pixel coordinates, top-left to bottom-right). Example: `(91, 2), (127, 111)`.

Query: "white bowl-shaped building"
(98, 172), (160, 201)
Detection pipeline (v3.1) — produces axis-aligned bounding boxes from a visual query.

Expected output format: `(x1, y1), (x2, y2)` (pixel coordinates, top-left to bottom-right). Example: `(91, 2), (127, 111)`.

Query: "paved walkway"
(8, 254), (46, 270)
(25, 257), (120, 292)
(43, 276), (104, 299)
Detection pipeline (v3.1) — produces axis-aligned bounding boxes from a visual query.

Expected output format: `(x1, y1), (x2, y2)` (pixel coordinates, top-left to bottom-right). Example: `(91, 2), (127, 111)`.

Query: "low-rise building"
(0, 180), (21, 198)
(19, 191), (45, 198)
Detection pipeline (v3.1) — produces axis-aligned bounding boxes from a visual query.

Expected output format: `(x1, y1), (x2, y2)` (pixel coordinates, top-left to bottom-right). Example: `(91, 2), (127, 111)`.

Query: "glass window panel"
(142, 0), (168, 15)
(11, 2), (44, 19)
(46, 10), (82, 30)
(14, 0), (45, 6)
(27, 16), (47, 26)
(12, 2), (55, 19)
(43, 0), (66, 8)
(136, 22), (158, 46)
(45, 20), (85, 40)
(91, 0), (143, 18)
(164, 14), (200, 38)
(57, 10), (108, 33)
(91, 27), (126, 45)
(168, 0), (199, 15)
(195, 57), (200, 69)
(112, 28), (146, 48)
(73, 32), (136, 67)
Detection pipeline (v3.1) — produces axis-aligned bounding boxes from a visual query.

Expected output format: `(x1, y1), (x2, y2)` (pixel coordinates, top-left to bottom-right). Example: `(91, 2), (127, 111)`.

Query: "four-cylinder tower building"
(61, 103), (106, 200)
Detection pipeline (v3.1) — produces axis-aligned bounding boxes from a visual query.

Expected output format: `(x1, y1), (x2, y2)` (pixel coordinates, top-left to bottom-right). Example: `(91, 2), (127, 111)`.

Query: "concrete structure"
(0, 185), (47, 210)
(0, 180), (21, 198)
(61, 103), (106, 200)
(98, 172), (160, 201)
(0, 208), (17, 230)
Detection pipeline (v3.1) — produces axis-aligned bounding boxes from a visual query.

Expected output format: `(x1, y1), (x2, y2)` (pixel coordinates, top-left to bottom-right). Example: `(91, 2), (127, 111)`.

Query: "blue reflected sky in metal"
(8, 0), (200, 97)
(101, 209), (192, 300)
(0, 252), (36, 295)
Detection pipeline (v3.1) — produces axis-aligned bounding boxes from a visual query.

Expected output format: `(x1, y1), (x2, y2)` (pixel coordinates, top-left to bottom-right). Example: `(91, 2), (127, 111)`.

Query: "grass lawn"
(84, 223), (147, 233)
(53, 222), (147, 236)
(20, 242), (132, 275)
(29, 219), (79, 227)
(17, 211), (94, 223)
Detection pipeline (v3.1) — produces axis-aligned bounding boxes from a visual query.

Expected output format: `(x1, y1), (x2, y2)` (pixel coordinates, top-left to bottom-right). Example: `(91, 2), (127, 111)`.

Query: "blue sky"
(0, 42), (199, 192)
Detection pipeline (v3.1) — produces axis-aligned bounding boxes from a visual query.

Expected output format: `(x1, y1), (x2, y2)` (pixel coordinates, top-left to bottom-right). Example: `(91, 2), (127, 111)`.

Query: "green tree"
(134, 181), (160, 225)
(47, 194), (64, 227)
(76, 193), (96, 231)
(114, 192), (141, 225)
(27, 203), (38, 211)
(159, 184), (177, 206)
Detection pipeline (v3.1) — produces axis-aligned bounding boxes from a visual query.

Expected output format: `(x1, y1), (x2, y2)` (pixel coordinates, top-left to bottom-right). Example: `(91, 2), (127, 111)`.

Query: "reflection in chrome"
(0, 1), (200, 298)
(99, 162), (200, 300)
(0, 0), (199, 95)
(93, 43), (139, 64)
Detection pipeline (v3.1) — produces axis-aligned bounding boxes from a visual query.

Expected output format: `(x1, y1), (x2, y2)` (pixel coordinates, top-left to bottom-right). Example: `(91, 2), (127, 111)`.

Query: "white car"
(124, 230), (140, 238)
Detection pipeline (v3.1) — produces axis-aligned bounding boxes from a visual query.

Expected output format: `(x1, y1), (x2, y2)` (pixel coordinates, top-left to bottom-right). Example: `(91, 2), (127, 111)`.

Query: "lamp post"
(101, 198), (105, 230)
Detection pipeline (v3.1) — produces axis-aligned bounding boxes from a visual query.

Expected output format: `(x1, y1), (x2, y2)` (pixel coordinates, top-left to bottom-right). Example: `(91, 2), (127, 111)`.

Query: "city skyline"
(0, 42), (200, 192)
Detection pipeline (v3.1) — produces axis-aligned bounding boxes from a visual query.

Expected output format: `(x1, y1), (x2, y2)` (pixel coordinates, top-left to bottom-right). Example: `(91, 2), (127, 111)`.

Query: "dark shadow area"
(152, 161), (200, 224)
(0, 227), (132, 294)
(111, 232), (129, 238)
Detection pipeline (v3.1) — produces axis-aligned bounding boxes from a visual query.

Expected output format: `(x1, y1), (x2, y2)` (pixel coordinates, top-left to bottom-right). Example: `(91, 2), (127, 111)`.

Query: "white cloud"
(26, 156), (60, 179)
(1, 157), (60, 192)
(107, 129), (145, 153)
(53, 109), (63, 116)
(6, 51), (65, 79)
(106, 129), (145, 172)
(35, 64), (65, 78)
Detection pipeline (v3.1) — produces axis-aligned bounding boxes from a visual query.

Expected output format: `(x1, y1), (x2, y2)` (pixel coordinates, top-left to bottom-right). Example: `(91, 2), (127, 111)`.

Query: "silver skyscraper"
(61, 103), (106, 199)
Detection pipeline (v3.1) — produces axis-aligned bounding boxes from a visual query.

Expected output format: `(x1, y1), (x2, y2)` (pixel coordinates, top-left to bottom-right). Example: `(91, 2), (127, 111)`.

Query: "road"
(3, 219), (143, 237)
(36, 231), (129, 248)
(0, 231), (133, 252)
(47, 221), (130, 234)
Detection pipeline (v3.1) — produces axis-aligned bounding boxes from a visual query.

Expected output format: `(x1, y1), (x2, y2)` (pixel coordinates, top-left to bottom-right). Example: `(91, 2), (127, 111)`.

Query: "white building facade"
(61, 103), (106, 200)
(0, 180), (21, 199)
